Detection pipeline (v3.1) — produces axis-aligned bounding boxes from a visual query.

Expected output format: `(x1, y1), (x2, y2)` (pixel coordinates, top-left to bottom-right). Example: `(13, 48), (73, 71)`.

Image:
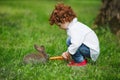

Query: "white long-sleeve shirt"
(66, 18), (100, 61)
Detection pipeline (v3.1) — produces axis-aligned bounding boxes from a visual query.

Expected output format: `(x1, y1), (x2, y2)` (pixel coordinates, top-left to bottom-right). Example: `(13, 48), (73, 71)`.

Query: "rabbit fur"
(23, 44), (49, 64)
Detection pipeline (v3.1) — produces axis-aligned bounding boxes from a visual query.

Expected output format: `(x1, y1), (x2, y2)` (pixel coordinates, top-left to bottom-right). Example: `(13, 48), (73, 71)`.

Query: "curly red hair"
(49, 3), (76, 25)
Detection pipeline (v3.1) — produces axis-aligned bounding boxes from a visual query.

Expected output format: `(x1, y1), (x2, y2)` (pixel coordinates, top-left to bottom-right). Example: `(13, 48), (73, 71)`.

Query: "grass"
(0, 0), (120, 80)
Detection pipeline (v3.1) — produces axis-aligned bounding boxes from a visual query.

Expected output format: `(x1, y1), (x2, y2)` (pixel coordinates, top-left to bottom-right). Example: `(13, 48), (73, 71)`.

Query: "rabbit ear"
(34, 44), (49, 59)
(34, 44), (45, 53)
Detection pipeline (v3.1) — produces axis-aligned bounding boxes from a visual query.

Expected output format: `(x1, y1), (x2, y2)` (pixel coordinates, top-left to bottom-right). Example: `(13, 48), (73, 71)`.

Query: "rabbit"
(23, 44), (49, 64)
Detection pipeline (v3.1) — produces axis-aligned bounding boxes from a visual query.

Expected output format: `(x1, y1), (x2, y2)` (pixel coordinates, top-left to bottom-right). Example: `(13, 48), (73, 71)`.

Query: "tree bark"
(94, 0), (120, 35)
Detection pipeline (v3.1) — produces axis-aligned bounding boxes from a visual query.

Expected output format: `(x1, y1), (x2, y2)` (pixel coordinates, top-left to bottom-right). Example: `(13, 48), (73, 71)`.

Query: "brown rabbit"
(23, 44), (49, 64)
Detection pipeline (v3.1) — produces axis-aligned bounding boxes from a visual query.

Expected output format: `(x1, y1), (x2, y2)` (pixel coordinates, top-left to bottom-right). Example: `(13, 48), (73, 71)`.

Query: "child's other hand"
(62, 52), (70, 60)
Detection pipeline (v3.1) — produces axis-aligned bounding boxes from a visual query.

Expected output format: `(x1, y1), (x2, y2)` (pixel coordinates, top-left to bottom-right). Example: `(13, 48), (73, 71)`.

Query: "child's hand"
(62, 52), (70, 60)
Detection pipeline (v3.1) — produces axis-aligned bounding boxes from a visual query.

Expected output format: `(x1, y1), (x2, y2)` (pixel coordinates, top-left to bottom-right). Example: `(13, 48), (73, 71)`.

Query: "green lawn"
(0, 0), (120, 80)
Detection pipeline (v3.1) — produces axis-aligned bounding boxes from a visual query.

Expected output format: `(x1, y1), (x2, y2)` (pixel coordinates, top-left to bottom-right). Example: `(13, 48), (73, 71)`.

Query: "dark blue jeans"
(66, 37), (90, 63)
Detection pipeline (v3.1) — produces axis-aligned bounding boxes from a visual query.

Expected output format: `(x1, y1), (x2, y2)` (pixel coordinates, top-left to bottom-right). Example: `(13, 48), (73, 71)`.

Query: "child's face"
(57, 22), (69, 30)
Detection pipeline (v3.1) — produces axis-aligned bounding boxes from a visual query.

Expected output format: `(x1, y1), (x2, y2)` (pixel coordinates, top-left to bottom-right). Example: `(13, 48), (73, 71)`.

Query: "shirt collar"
(67, 18), (77, 30)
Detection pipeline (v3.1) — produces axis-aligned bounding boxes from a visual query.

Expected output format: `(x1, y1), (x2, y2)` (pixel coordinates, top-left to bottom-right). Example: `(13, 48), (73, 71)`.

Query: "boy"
(49, 3), (100, 66)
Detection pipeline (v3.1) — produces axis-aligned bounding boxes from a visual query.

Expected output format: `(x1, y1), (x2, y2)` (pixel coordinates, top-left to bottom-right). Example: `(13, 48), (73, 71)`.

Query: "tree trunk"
(94, 0), (120, 35)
